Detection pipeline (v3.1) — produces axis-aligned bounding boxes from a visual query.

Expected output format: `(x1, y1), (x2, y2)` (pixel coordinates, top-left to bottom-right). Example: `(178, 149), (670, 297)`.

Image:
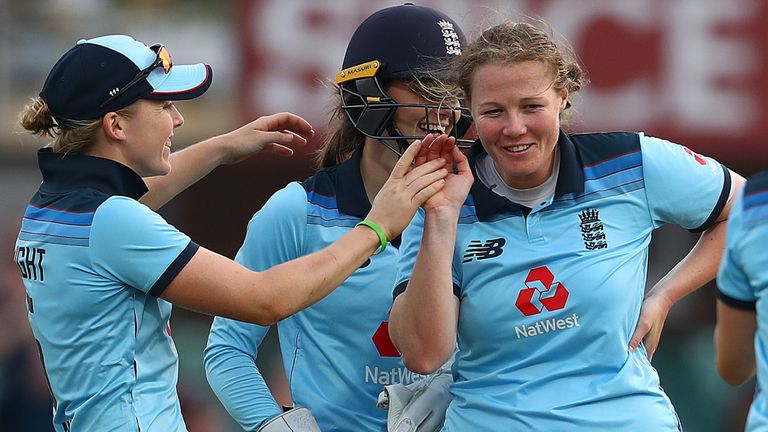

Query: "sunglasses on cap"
(96, 44), (173, 111)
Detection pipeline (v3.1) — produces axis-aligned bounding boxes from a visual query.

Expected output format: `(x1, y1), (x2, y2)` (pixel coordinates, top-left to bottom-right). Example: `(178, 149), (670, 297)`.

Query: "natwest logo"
(515, 266), (569, 316)
(372, 321), (400, 357)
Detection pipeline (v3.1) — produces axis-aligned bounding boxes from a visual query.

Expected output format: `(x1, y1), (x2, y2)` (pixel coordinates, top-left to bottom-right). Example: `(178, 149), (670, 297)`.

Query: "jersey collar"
(467, 129), (585, 220)
(37, 148), (149, 199)
(331, 144), (371, 219)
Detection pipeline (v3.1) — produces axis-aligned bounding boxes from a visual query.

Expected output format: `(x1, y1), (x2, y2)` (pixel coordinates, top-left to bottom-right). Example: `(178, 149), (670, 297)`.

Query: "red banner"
(238, 0), (767, 172)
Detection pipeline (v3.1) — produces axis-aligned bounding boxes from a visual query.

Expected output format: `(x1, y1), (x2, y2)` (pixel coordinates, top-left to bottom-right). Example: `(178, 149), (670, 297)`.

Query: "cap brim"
(145, 64), (213, 101)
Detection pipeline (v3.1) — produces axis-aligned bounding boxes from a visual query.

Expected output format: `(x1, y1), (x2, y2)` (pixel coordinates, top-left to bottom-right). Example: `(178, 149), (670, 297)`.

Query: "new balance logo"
(463, 238), (505, 263)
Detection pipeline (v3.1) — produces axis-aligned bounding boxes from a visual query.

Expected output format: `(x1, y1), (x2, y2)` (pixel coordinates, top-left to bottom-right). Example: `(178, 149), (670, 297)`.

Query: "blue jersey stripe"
(307, 203), (359, 221)
(744, 202), (768, 225)
(583, 151), (642, 181)
(553, 180), (645, 209)
(22, 218), (91, 239)
(25, 204), (95, 225)
(18, 231), (89, 247)
(306, 191), (338, 209)
(744, 189), (768, 211)
(583, 166), (643, 195)
(307, 216), (359, 228)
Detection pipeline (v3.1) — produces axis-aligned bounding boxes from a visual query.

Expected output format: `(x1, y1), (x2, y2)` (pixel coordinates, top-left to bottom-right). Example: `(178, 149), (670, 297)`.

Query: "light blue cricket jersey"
(13, 149), (199, 431)
(717, 170), (768, 431)
(395, 131), (731, 431)
(205, 146), (420, 432)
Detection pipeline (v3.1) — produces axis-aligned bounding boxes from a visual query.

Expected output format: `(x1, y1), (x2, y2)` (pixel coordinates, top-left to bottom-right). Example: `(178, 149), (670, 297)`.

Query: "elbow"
(716, 360), (753, 386)
(247, 302), (288, 326)
(402, 353), (444, 375)
(715, 351), (754, 386)
(399, 343), (454, 375)
(718, 370), (751, 387)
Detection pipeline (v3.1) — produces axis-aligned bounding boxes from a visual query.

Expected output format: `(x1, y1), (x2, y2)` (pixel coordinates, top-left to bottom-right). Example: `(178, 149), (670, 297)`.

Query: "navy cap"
(341, 3), (465, 80)
(40, 35), (213, 128)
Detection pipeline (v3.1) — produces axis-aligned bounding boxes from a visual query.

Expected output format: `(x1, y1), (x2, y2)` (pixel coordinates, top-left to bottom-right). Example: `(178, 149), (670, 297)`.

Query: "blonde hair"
(456, 22), (585, 112)
(18, 97), (134, 154)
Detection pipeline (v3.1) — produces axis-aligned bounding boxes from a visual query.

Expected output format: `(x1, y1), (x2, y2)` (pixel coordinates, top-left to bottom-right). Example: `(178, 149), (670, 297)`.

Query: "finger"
(440, 136), (457, 167)
(261, 131), (304, 148)
(414, 135), (434, 167)
(628, 321), (649, 352)
(452, 146), (472, 176)
(263, 143), (295, 157)
(407, 168), (449, 195)
(391, 139), (425, 179)
(645, 336), (658, 361)
(259, 112), (315, 139)
(426, 134), (446, 163)
(403, 158), (447, 186)
(644, 326), (662, 361)
(412, 179), (446, 205)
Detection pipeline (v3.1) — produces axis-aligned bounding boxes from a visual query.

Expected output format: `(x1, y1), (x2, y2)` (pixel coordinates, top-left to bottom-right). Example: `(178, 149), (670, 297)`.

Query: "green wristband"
(356, 219), (388, 255)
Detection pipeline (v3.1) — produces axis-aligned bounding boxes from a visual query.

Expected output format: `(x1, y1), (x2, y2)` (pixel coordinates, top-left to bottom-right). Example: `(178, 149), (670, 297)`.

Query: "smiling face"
(385, 81), (461, 139)
(121, 99), (184, 177)
(470, 61), (567, 189)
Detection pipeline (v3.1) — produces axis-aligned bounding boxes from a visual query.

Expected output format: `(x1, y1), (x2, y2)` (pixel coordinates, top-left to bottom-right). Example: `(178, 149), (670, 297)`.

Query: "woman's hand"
(366, 134), (451, 240)
(218, 112), (315, 164)
(414, 134), (473, 213)
(629, 293), (673, 360)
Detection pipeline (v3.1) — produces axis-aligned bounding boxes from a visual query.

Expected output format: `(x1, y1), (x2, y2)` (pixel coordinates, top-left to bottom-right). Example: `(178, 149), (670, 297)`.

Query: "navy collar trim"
(331, 144), (371, 218)
(37, 148), (149, 199)
(467, 129), (585, 220)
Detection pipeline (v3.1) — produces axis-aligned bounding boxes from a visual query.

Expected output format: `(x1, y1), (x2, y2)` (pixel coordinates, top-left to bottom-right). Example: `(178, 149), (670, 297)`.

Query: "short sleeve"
(90, 196), (197, 297)
(641, 134), (730, 232)
(718, 178), (768, 310)
(717, 191), (754, 308)
(235, 182), (307, 271)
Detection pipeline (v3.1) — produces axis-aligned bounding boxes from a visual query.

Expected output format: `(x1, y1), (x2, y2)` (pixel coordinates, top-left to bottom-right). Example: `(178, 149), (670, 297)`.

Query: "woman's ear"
(560, 90), (569, 111)
(102, 112), (126, 141)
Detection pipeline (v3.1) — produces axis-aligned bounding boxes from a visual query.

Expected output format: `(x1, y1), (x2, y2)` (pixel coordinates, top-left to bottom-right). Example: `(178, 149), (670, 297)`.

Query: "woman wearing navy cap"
(14, 34), (448, 431)
(204, 4), (468, 432)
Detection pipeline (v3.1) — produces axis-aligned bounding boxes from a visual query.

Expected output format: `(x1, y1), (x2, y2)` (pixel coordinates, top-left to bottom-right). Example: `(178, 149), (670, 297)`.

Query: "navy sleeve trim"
(392, 280), (461, 300)
(149, 240), (200, 297)
(716, 288), (756, 311)
(690, 164), (731, 233)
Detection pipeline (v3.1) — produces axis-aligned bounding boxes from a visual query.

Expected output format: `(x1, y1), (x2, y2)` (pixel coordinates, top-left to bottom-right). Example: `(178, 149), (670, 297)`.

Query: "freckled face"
(470, 61), (567, 189)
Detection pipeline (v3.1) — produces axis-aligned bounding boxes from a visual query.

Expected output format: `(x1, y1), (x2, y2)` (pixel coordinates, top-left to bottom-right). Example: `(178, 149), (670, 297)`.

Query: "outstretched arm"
(140, 112), (314, 210)
(162, 137), (449, 325)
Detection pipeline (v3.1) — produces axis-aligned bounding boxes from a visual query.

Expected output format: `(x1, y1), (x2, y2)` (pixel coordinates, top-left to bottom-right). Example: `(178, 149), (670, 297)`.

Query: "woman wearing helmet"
(204, 4), (469, 431)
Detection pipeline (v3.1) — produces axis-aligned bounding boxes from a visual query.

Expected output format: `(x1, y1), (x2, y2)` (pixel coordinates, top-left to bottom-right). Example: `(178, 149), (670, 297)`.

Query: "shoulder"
(92, 195), (158, 225)
(741, 170), (768, 216)
(301, 165), (340, 198)
(744, 170), (768, 195)
(568, 131), (641, 167)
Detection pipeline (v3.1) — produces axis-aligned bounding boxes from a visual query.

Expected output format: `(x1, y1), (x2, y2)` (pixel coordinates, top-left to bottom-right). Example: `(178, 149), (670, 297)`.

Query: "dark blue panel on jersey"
(569, 131), (641, 168)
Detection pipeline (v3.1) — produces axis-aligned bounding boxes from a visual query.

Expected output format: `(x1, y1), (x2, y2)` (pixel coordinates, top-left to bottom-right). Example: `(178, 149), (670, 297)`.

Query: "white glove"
(377, 361), (454, 432)
(256, 407), (321, 432)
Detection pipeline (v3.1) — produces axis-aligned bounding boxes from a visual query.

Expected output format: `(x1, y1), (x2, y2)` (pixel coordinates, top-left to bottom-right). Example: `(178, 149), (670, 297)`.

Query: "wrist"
(425, 205), (461, 221)
(645, 288), (675, 309)
(356, 219), (389, 255)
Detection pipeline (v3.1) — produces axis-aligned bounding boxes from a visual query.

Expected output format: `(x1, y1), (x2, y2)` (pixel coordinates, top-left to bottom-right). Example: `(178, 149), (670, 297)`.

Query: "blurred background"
(1, 0), (765, 430)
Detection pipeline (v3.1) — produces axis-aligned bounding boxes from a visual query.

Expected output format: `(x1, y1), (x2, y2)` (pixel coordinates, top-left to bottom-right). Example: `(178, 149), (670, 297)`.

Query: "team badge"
(579, 208), (607, 250)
